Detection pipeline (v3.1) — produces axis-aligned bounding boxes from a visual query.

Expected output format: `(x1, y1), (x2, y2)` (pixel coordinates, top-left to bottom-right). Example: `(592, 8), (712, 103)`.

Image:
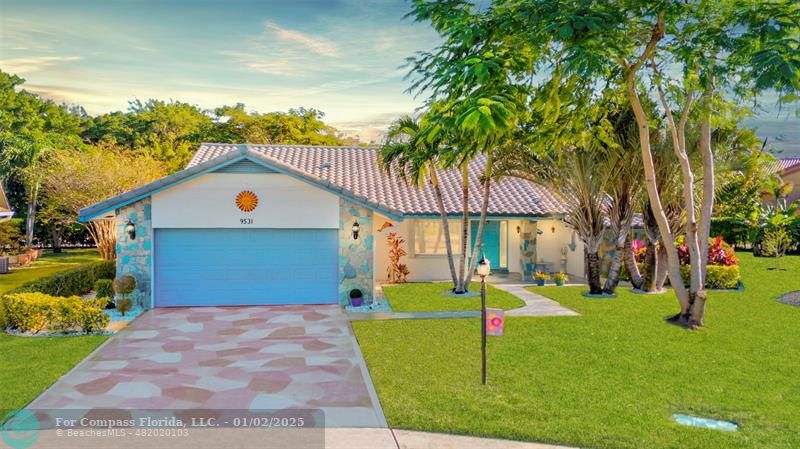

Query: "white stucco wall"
(374, 214), (583, 282)
(151, 173), (339, 229)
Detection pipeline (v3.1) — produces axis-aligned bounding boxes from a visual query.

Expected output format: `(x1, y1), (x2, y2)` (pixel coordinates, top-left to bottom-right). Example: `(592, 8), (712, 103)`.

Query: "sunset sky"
(0, 0), (797, 154)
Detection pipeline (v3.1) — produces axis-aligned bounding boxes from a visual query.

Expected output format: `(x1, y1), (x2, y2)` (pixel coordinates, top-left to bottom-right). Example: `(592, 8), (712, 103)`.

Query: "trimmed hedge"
(9, 260), (116, 297)
(0, 292), (109, 333)
(679, 265), (741, 289)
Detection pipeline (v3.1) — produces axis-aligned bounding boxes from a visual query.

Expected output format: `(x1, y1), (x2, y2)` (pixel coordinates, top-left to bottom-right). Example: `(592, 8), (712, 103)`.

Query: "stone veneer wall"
(116, 198), (153, 308)
(338, 199), (374, 305)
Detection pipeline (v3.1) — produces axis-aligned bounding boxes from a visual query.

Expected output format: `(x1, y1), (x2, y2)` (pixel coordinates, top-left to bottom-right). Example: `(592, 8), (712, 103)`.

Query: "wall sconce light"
(536, 229), (543, 235)
(516, 225), (521, 235)
(352, 221), (360, 240)
(125, 220), (136, 240)
(551, 225), (556, 234)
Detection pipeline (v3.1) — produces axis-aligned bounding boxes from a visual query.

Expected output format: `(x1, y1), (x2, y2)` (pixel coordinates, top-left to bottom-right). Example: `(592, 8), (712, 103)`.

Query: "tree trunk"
(586, 251), (602, 295)
(641, 240), (658, 291)
(49, 225), (63, 253)
(697, 85), (715, 298)
(25, 185), (38, 247)
(85, 220), (116, 260)
(655, 244), (668, 291)
(455, 163), (470, 293)
(430, 166), (459, 290)
(603, 213), (635, 294)
(463, 160), (492, 293)
(623, 236), (644, 290)
(625, 51), (692, 320)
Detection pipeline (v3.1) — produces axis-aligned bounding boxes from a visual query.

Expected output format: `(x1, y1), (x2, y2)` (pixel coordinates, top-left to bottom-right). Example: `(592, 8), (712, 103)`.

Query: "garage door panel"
(154, 229), (338, 307)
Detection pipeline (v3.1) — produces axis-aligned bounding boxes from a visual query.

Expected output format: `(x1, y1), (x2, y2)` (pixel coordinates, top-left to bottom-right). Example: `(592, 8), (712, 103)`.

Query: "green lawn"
(0, 249), (109, 416)
(382, 282), (526, 312)
(0, 249), (102, 295)
(353, 253), (800, 449)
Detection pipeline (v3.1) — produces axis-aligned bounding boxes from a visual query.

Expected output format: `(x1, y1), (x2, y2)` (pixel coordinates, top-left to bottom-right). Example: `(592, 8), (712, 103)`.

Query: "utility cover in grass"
(673, 414), (738, 431)
(778, 291), (800, 307)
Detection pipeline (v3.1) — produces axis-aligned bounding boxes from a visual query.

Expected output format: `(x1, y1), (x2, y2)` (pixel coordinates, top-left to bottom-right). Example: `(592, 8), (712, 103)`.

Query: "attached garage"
(154, 228), (338, 307)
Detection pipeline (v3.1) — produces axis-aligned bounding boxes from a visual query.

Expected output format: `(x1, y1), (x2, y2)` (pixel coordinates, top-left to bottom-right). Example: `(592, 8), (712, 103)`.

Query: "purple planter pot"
(350, 297), (363, 307)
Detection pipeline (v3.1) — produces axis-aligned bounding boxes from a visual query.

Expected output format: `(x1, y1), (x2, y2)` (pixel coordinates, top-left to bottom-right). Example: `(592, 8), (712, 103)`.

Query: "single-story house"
(79, 143), (586, 308)
(771, 157), (800, 205)
(0, 180), (13, 222)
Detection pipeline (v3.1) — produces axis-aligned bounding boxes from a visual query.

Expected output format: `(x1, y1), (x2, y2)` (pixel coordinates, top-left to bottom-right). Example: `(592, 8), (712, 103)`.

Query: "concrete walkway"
(492, 284), (580, 317)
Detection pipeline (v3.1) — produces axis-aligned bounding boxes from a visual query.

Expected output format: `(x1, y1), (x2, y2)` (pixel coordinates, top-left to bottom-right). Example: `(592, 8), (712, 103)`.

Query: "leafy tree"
(0, 70), (83, 247)
(414, 0), (799, 328)
(211, 104), (343, 147)
(41, 146), (166, 260)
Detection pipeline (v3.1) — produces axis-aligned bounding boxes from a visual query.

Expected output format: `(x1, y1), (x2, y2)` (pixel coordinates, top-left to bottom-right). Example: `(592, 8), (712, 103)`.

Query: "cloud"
(220, 51), (299, 76)
(264, 21), (337, 57)
(0, 56), (82, 74)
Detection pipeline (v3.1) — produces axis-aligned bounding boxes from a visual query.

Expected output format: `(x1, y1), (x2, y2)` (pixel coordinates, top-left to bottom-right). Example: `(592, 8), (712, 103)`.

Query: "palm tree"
(379, 114), (460, 290)
(0, 135), (53, 247)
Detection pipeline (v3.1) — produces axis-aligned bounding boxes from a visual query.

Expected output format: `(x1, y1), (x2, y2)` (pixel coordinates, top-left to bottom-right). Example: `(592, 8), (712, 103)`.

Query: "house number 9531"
(240, 218), (254, 225)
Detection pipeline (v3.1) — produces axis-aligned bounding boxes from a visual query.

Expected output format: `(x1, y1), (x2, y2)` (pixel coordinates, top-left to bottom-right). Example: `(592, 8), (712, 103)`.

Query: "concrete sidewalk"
(492, 283), (580, 317)
(325, 428), (578, 449)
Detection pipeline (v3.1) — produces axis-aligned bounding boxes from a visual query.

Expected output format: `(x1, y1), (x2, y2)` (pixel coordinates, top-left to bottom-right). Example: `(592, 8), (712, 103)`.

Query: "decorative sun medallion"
(235, 190), (258, 212)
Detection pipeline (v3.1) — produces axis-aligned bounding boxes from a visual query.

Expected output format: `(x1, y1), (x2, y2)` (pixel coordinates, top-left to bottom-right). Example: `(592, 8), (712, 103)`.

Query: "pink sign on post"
(485, 308), (504, 336)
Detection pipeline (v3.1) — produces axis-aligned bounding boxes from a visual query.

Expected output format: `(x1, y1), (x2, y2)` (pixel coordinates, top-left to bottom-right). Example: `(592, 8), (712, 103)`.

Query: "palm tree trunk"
(463, 158), (493, 292)
(655, 244), (668, 291)
(586, 251), (602, 294)
(456, 163), (470, 293)
(430, 166), (459, 290)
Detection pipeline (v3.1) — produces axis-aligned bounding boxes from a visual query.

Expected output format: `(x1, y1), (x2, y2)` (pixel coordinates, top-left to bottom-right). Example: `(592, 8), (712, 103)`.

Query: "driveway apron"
(28, 305), (387, 428)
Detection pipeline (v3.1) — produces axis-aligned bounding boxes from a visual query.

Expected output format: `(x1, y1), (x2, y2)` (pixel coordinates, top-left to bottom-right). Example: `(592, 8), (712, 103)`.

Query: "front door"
(470, 220), (507, 270)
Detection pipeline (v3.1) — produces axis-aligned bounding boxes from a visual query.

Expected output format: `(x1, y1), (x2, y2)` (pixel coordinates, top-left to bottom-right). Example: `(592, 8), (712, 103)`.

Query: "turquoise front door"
(471, 220), (506, 269)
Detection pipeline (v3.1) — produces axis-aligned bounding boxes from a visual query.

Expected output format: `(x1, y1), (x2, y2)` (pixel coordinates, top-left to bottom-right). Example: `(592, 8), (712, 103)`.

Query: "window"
(413, 220), (462, 255)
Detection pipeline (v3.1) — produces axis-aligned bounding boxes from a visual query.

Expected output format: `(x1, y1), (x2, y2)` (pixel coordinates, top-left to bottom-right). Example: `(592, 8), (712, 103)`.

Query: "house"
(773, 157), (800, 205)
(0, 180), (13, 223)
(78, 144), (586, 308)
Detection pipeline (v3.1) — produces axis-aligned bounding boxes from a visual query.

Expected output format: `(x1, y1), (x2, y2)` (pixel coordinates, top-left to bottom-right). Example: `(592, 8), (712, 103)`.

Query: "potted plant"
(553, 272), (567, 286)
(349, 289), (364, 307)
(114, 275), (137, 315)
(534, 271), (550, 286)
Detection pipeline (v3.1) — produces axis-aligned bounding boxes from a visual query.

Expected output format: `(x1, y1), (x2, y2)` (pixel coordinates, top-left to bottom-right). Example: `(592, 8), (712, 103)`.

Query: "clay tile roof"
(188, 143), (566, 217)
(769, 157), (800, 174)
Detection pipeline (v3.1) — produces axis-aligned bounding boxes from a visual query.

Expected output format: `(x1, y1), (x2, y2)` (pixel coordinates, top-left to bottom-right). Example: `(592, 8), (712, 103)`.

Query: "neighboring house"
(0, 180), (13, 223)
(773, 157), (800, 205)
(78, 144), (586, 308)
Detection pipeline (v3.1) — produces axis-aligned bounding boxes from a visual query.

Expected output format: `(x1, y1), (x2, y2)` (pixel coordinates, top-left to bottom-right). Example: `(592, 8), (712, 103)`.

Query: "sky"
(0, 0), (798, 155)
(0, 0), (439, 143)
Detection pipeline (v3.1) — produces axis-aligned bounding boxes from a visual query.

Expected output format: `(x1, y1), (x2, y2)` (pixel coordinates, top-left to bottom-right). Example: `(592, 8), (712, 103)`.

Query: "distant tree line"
(0, 69), (355, 253)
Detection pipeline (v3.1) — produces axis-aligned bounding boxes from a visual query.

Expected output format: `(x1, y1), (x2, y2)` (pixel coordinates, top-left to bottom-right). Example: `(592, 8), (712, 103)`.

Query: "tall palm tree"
(0, 135), (53, 247)
(379, 115), (460, 290)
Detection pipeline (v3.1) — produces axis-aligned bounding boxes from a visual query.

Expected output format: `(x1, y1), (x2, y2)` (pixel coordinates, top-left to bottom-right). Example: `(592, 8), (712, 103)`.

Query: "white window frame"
(410, 219), (462, 257)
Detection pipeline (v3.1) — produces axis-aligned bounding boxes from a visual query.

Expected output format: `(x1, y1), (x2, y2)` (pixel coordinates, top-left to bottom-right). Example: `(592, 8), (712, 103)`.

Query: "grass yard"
(0, 249), (102, 295)
(0, 248), (108, 417)
(382, 282), (526, 312)
(353, 253), (800, 449)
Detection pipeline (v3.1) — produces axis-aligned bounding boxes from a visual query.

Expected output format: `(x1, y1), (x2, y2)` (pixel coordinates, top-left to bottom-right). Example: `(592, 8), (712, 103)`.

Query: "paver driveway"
(29, 305), (386, 428)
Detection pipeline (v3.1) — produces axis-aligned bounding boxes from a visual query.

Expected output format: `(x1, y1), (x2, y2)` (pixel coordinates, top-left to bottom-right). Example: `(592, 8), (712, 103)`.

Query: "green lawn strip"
(382, 282), (526, 312)
(0, 333), (109, 415)
(353, 253), (800, 449)
(0, 249), (101, 295)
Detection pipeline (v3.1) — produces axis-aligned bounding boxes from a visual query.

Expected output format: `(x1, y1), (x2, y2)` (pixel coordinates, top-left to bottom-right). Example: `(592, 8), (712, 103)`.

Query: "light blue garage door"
(154, 229), (338, 307)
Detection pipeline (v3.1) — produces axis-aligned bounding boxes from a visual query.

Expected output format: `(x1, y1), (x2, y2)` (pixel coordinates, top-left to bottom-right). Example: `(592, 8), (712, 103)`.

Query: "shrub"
(115, 297), (133, 317)
(676, 236), (738, 266)
(10, 261), (117, 297)
(92, 260), (116, 280)
(94, 279), (115, 308)
(0, 292), (109, 333)
(678, 265), (740, 289)
(114, 275), (137, 295)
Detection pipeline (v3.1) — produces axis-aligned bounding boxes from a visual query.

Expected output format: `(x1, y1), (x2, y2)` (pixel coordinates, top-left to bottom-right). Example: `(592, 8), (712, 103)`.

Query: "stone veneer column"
(115, 198), (153, 308)
(338, 199), (374, 305)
